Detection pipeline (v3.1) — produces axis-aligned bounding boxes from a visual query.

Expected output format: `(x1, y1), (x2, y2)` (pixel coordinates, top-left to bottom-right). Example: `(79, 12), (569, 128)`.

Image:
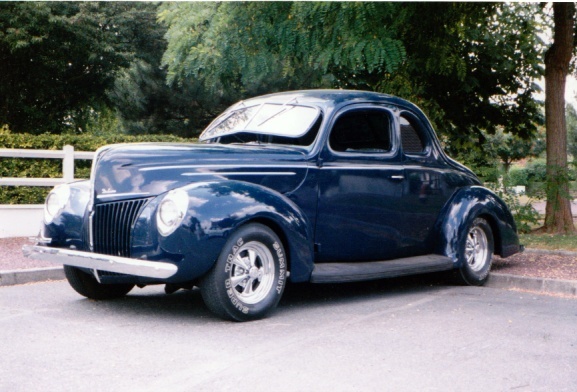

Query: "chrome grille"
(92, 198), (149, 257)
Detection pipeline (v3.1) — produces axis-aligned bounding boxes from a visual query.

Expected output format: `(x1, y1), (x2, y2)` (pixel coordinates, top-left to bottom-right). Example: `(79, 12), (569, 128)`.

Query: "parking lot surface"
(1, 278), (576, 391)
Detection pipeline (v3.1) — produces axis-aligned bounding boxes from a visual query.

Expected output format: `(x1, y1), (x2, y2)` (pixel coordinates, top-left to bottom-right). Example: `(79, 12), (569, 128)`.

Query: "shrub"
(506, 167), (528, 187)
(486, 184), (541, 234)
(525, 159), (547, 183)
(526, 182), (546, 198)
(472, 165), (500, 183)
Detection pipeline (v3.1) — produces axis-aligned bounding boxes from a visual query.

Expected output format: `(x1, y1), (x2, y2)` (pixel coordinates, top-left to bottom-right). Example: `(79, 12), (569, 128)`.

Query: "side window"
(329, 109), (392, 153)
(400, 114), (426, 155)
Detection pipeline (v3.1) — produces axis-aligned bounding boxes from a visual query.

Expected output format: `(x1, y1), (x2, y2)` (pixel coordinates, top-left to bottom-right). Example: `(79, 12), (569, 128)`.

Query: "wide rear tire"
(455, 217), (494, 286)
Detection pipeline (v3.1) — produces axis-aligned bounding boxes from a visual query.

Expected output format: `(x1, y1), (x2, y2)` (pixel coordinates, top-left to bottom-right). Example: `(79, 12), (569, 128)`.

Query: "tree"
(390, 3), (544, 150)
(541, 3), (576, 234)
(103, 2), (201, 137)
(484, 128), (545, 175)
(0, 2), (143, 134)
(567, 104), (577, 160)
(159, 2), (544, 144)
(159, 2), (407, 123)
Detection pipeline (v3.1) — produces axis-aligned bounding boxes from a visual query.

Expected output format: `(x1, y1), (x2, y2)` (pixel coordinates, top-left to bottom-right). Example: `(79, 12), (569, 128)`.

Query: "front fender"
(132, 181), (314, 283)
(434, 186), (520, 265)
(40, 180), (91, 249)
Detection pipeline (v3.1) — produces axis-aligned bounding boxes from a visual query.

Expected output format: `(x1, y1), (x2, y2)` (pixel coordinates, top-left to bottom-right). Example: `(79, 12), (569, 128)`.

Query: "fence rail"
(0, 145), (94, 187)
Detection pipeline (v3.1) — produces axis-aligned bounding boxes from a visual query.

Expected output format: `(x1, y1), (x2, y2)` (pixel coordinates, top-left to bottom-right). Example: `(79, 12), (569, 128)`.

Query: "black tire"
(64, 266), (134, 300)
(200, 223), (287, 321)
(455, 217), (494, 286)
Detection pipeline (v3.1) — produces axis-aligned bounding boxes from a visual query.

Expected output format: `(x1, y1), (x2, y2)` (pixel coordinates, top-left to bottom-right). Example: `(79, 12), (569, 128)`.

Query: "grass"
(509, 192), (577, 251)
(519, 217), (577, 252)
(519, 232), (577, 252)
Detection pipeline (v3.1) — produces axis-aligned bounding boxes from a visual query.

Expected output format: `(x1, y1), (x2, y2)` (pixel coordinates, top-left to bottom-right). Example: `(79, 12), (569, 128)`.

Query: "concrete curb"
(0, 267), (64, 287)
(487, 272), (577, 297)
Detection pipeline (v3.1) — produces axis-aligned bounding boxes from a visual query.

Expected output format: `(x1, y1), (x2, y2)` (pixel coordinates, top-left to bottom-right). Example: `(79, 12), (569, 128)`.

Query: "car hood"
(92, 143), (310, 203)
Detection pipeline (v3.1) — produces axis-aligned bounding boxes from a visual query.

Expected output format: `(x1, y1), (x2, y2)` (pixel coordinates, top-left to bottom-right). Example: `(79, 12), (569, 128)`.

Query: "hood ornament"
(101, 188), (116, 195)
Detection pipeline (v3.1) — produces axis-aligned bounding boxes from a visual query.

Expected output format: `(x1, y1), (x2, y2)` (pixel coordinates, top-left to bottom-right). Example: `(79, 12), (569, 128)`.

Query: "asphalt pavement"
(1, 278), (575, 391)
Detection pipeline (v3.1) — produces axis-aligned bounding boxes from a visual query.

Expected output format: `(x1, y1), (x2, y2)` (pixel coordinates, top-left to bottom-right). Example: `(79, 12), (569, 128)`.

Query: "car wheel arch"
(434, 186), (518, 264)
(193, 180), (315, 282)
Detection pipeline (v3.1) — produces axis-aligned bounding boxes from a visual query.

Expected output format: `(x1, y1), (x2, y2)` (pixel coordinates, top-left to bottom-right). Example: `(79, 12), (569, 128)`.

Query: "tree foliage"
(160, 2), (544, 144)
(159, 2), (406, 118)
(393, 3), (544, 150)
(484, 128), (545, 174)
(0, 1), (549, 147)
(0, 2), (141, 134)
(104, 3), (201, 137)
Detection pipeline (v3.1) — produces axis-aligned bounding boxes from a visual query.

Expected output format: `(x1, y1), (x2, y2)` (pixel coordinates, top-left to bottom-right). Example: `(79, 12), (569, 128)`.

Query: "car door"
(314, 105), (405, 262)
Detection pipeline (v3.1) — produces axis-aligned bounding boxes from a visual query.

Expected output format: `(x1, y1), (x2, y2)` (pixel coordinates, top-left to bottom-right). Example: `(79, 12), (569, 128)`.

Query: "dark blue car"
(25, 90), (521, 321)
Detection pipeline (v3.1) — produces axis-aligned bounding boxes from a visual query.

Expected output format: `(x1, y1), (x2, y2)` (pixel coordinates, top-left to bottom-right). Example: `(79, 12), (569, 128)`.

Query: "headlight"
(44, 184), (71, 224)
(157, 189), (189, 236)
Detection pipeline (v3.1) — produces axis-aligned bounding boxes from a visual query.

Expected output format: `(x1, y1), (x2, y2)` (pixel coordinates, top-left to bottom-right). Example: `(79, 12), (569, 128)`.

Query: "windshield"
(200, 102), (321, 145)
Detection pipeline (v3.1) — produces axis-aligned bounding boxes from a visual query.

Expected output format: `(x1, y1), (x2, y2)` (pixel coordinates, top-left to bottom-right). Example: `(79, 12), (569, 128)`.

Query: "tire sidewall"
(458, 217), (494, 286)
(64, 265), (134, 300)
(206, 224), (287, 321)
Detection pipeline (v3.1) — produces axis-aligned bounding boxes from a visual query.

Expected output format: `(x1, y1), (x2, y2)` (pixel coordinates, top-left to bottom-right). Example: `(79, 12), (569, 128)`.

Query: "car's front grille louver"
(92, 198), (150, 257)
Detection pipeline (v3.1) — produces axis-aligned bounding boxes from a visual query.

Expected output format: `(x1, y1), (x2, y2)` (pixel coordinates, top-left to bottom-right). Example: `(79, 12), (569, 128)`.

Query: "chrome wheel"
(201, 223), (287, 321)
(455, 217), (494, 286)
(465, 225), (489, 272)
(228, 241), (276, 305)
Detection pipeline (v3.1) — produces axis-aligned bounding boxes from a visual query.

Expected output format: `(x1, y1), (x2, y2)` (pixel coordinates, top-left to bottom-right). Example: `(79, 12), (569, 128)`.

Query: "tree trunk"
(542, 2), (576, 234)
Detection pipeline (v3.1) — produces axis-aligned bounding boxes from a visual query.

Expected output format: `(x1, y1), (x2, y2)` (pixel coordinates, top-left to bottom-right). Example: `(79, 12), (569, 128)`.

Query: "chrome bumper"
(22, 245), (178, 279)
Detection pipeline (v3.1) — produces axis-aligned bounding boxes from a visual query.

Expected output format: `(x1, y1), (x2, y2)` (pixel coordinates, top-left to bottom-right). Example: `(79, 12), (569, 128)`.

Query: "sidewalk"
(1, 238), (576, 298)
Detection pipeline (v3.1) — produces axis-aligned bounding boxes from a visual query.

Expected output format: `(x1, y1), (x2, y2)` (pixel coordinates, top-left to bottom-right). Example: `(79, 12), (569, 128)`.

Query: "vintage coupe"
(25, 90), (521, 321)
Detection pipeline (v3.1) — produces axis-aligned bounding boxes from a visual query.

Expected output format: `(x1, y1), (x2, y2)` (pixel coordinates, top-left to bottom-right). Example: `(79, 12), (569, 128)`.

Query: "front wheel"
(64, 266), (134, 300)
(455, 217), (494, 286)
(200, 223), (287, 321)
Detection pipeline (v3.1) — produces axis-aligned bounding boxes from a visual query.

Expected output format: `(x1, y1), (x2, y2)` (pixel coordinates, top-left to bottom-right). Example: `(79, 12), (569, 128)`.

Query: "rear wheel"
(201, 223), (287, 321)
(455, 217), (494, 286)
(64, 266), (134, 300)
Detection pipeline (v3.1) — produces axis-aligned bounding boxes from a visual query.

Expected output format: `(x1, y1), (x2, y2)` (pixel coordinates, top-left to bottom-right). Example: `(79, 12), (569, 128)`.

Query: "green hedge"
(526, 181), (577, 198)
(0, 130), (197, 204)
(507, 167), (528, 187)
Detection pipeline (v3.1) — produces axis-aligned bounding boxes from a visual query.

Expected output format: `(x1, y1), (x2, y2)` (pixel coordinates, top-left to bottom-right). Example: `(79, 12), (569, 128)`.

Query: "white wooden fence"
(0, 145), (94, 237)
(0, 145), (94, 187)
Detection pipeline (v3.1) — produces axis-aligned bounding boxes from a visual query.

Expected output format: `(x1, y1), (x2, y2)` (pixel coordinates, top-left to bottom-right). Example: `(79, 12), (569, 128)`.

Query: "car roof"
(236, 89), (418, 112)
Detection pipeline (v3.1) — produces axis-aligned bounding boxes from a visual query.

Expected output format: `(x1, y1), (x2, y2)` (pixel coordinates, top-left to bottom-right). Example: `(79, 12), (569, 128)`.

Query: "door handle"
(390, 175), (405, 180)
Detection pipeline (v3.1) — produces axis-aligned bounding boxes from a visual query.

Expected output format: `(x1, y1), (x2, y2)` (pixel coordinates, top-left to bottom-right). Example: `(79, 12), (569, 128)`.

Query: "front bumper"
(22, 245), (178, 279)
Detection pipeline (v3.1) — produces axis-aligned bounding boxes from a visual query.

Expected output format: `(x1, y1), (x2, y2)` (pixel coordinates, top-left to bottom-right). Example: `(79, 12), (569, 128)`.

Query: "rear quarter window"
(400, 114), (427, 155)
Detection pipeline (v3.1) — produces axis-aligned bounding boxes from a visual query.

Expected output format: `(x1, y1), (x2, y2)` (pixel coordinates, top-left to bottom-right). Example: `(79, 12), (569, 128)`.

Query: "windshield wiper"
(256, 96), (298, 127)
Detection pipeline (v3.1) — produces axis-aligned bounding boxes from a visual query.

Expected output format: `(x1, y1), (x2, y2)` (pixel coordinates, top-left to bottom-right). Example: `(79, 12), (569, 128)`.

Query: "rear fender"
(434, 186), (520, 266)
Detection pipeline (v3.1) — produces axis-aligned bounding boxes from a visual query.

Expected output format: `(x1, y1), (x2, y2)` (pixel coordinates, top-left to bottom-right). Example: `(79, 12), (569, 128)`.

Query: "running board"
(310, 255), (454, 284)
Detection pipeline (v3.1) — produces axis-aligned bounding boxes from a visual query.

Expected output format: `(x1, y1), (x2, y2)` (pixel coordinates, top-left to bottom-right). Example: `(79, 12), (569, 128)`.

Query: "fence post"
(62, 145), (75, 183)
